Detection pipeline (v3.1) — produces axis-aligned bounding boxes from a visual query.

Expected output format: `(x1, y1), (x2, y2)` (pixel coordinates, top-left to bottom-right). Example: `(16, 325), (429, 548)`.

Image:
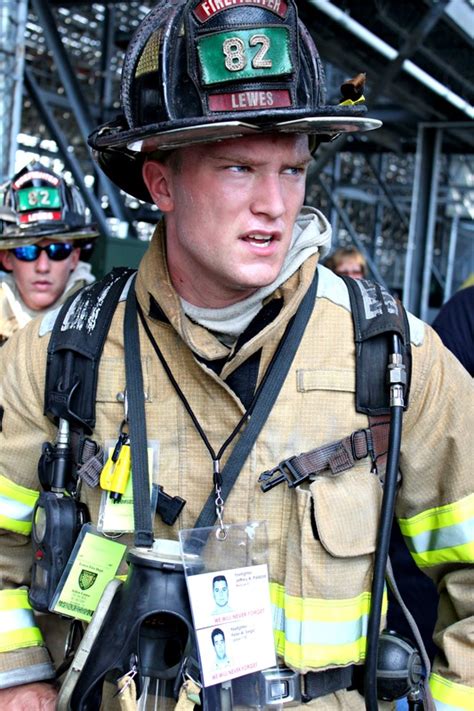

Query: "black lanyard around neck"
(124, 270), (318, 543)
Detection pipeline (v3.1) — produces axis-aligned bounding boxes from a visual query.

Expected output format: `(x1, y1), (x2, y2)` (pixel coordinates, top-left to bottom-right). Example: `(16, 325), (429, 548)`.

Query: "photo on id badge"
(186, 565), (276, 687)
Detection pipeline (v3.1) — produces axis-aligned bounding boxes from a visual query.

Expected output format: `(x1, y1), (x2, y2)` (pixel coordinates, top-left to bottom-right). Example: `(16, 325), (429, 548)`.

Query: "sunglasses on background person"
(10, 243), (74, 262)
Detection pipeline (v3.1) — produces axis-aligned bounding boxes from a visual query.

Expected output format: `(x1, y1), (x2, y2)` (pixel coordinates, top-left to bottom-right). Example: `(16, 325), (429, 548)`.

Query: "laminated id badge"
(50, 524), (126, 622)
(180, 522), (285, 710)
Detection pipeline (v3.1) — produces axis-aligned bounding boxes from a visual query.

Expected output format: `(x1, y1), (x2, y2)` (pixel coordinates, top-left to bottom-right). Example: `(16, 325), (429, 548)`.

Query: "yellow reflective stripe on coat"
(398, 493), (474, 568)
(0, 474), (39, 535)
(430, 672), (474, 710)
(0, 589), (44, 653)
(271, 583), (388, 668)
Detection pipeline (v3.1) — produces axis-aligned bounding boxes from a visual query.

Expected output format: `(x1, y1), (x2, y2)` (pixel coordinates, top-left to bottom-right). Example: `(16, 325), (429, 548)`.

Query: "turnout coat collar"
(135, 217), (320, 364)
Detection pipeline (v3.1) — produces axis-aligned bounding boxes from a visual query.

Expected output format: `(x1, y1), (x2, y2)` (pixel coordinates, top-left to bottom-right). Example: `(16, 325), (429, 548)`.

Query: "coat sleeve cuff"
(430, 672), (474, 710)
(0, 662), (56, 689)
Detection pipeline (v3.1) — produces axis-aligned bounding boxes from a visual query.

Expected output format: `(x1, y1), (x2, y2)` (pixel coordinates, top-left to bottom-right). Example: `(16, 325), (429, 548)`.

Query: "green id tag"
(50, 524), (126, 622)
(198, 27), (292, 85)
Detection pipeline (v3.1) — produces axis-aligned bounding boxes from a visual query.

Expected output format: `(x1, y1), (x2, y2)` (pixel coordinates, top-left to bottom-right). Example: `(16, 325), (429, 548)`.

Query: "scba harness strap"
(44, 266), (136, 433)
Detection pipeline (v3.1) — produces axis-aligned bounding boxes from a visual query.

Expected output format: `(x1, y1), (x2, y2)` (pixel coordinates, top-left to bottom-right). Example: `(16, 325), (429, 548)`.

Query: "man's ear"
(2, 251), (14, 271)
(142, 159), (174, 212)
(69, 247), (81, 271)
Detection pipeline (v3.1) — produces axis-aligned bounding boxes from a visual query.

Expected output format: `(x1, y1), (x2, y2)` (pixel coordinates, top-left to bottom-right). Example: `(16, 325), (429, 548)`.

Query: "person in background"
(324, 245), (367, 279)
(0, 162), (97, 344)
(432, 286), (474, 377)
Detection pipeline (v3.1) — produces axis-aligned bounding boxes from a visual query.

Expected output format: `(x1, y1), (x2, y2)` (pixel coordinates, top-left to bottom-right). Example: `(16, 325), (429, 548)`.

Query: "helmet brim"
(92, 116), (382, 203)
(0, 227), (99, 250)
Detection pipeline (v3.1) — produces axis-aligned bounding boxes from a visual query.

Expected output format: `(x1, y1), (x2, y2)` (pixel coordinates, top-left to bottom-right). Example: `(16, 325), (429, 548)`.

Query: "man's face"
(213, 579), (229, 608)
(3, 238), (80, 310)
(213, 633), (226, 660)
(143, 133), (311, 308)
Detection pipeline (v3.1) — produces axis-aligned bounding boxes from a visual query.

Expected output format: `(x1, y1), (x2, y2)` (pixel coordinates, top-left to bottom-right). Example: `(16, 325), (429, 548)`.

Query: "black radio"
(29, 419), (89, 612)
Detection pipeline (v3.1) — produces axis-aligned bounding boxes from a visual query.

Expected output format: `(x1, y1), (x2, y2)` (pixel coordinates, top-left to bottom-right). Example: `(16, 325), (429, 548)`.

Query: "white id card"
(186, 563), (276, 687)
(179, 521), (279, 697)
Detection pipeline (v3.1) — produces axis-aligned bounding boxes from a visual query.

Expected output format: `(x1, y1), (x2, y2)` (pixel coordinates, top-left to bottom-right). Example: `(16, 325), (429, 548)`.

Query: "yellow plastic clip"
(100, 435), (131, 503)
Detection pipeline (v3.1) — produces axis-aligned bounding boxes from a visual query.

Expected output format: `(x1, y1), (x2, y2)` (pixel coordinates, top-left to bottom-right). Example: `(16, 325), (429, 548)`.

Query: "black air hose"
(364, 335), (405, 711)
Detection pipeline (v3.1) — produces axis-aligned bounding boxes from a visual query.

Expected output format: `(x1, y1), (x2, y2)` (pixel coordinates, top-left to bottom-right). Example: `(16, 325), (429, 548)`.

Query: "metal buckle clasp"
(260, 667), (301, 706)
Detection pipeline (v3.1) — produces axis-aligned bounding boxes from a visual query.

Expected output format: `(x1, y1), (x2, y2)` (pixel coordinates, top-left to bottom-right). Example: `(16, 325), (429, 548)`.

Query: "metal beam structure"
(403, 126), (442, 319)
(0, 0), (28, 181)
(29, 0), (135, 236)
(98, 4), (116, 125)
(316, 174), (387, 287)
(367, 0), (451, 102)
(24, 67), (112, 240)
(403, 121), (474, 318)
(307, 0), (474, 119)
(364, 155), (409, 230)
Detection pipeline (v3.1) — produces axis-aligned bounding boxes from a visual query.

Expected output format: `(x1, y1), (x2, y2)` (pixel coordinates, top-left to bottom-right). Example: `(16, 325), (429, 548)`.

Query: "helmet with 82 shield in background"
(89, 0), (381, 203)
(0, 162), (98, 250)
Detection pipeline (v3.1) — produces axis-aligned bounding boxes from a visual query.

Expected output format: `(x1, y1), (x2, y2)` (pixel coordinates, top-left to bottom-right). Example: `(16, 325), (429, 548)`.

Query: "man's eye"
(283, 166), (305, 176)
(227, 165), (250, 173)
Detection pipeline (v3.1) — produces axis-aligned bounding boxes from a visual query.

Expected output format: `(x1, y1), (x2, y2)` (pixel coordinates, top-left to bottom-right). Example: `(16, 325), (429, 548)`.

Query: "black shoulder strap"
(45, 267), (136, 433)
(340, 276), (412, 416)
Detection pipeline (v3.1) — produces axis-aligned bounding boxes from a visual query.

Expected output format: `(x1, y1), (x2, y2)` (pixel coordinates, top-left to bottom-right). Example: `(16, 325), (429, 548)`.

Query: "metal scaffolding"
(0, 0), (28, 182)
(1, 1), (472, 312)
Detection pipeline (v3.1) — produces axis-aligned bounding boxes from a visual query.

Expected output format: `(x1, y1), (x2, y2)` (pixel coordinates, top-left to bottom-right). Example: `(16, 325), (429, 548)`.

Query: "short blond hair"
(324, 246), (367, 278)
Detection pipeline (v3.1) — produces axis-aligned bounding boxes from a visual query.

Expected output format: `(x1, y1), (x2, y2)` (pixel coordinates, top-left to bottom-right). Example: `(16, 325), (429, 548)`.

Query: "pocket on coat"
(310, 468), (382, 557)
(96, 356), (153, 403)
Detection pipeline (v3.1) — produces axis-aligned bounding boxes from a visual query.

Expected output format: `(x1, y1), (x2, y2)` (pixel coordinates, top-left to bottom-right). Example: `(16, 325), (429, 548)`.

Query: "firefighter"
(0, 1), (472, 709)
(0, 163), (97, 344)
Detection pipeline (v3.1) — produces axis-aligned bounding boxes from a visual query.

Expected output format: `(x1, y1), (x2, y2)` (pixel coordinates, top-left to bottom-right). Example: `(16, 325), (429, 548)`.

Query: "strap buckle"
(259, 457), (308, 492)
(350, 428), (374, 461)
(260, 667), (301, 706)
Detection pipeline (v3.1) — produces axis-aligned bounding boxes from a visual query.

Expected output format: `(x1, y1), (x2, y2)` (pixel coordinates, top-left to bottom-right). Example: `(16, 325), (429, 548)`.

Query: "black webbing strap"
(340, 276), (411, 416)
(304, 665), (355, 701)
(124, 280), (154, 547)
(45, 267), (135, 431)
(258, 427), (376, 492)
(194, 270), (319, 529)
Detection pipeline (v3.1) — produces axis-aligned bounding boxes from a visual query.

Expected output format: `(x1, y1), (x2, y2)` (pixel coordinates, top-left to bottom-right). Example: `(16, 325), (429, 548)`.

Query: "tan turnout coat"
(0, 223), (472, 709)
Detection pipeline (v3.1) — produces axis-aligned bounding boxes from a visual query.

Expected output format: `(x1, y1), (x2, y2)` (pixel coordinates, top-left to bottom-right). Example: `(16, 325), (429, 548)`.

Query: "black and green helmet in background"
(0, 163), (98, 249)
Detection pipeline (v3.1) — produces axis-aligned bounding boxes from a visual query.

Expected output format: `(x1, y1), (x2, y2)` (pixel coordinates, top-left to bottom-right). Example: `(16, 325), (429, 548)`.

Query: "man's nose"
(34, 249), (51, 272)
(250, 175), (285, 219)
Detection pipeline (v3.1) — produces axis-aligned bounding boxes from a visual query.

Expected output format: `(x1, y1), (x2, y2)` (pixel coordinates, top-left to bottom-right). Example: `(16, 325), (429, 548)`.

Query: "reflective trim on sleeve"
(430, 672), (474, 710)
(0, 590), (44, 653)
(0, 662), (56, 690)
(0, 474), (39, 535)
(270, 582), (388, 669)
(398, 493), (474, 568)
